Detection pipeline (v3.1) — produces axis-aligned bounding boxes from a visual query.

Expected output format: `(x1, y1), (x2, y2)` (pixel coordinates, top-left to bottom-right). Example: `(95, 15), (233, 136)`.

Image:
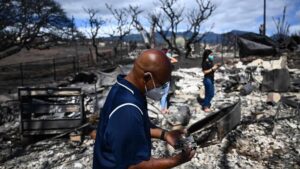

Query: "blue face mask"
(208, 55), (214, 61)
(166, 52), (172, 58)
(145, 73), (165, 101)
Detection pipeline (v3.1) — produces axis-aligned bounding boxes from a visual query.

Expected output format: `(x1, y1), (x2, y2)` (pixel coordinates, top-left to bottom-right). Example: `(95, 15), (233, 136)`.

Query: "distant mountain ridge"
(102, 30), (251, 44)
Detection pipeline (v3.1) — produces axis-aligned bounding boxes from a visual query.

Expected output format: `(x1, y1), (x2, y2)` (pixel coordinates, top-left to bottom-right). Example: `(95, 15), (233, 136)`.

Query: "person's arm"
(129, 148), (195, 169)
(203, 64), (220, 75)
(203, 68), (214, 75)
(166, 51), (178, 63)
(150, 127), (164, 139)
(108, 107), (195, 169)
(151, 127), (186, 147)
(149, 123), (169, 141)
(169, 57), (178, 63)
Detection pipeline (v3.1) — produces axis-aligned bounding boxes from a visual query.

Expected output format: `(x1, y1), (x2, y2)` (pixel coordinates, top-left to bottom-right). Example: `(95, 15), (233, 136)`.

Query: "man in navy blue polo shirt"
(93, 49), (195, 169)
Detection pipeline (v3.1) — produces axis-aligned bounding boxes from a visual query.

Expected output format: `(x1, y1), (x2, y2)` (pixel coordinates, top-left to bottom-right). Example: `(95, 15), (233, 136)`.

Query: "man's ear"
(144, 72), (151, 82)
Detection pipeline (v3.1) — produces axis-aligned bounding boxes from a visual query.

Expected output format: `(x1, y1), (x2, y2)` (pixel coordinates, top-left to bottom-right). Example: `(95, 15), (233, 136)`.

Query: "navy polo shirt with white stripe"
(93, 75), (152, 169)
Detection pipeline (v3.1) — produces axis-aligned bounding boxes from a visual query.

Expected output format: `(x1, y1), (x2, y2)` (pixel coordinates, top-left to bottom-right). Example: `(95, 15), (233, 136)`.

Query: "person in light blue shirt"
(160, 49), (178, 113)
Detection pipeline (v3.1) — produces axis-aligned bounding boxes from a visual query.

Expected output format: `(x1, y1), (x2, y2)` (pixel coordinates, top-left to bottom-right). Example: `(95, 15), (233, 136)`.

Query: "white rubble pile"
(172, 68), (203, 95)
(1, 139), (94, 169)
(246, 56), (288, 70)
(151, 64), (300, 169)
(0, 61), (299, 169)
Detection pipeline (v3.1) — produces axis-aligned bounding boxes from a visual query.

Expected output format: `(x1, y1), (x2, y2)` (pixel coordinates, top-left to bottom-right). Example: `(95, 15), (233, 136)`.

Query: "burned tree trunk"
(184, 0), (215, 58)
(106, 4), (132, 60)
(84, 8), (113, 65)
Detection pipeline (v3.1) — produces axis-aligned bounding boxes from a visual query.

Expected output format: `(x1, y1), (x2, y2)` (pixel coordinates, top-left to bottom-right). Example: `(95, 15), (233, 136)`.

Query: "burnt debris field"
(1, 0), (300, 168)
(0, 48), (299, 169)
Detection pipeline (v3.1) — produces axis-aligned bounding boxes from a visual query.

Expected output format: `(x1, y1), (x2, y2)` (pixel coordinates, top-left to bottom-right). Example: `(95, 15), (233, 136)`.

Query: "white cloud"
(78, 26), (114, 38)
(290, 24), (300, 34)
(55, 0), (150, 19)
(205, 0), (287, 34)
(55, 0), (299, 36)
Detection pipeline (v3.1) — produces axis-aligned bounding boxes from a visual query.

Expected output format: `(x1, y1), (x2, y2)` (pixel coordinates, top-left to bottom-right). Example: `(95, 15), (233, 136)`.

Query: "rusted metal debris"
(187, 100), (241, 146)
(18, 87), (86, 137)
(173, 101), (241, 151)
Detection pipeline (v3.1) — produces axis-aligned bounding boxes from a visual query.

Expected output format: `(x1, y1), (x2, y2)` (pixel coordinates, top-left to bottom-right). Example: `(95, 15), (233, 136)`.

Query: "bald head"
(125, 49), (172, 93)
(135, 49), (172, 84)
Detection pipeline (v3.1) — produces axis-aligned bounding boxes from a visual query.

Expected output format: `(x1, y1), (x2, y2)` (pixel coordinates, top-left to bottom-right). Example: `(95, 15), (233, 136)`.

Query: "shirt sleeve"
(149, 121), (158, 129)
(106, 105), (150, 168)
(202, 61), (211, 71)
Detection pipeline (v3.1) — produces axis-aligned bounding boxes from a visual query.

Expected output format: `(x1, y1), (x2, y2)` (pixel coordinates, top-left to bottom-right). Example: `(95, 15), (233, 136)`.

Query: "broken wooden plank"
(22, 104), (81, 114)
(19, 88), (82, 96)
(22, 119), (83, 131)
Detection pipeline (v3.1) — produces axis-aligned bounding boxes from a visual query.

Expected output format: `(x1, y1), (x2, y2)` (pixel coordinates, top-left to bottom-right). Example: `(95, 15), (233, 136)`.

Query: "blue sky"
(55, 0), (300, 36)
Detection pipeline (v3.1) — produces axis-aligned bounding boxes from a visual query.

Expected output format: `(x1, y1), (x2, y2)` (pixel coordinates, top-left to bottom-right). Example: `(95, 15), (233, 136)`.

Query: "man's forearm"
(150, 128), (165, 140)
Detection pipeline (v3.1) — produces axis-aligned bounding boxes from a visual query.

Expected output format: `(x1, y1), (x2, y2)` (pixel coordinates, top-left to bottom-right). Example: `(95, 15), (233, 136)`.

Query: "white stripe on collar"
(109, 103), (143, 119)
(117, 81), (134, 95)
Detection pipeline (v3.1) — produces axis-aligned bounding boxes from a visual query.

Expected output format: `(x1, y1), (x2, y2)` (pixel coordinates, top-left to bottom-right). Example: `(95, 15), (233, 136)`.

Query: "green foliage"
(291, 33), (300, 44)
(0, 0), (74, 52)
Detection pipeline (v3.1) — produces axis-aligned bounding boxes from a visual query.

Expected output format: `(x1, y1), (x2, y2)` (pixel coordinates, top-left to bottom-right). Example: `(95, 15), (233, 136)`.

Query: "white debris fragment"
(74, 162), (83, 168)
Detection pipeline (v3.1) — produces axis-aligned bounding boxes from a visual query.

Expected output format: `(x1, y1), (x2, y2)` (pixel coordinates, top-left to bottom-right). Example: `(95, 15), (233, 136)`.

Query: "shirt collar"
(116, 75), (146, 100)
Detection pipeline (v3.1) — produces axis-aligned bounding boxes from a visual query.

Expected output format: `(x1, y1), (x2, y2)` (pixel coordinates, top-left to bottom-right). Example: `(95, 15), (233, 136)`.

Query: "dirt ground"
(0, 45), (204, 68)
(0, 46), (91, 66)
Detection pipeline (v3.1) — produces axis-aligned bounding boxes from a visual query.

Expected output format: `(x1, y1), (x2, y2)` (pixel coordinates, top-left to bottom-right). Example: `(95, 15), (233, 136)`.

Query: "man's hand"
(175, 147), (196, 164)
(164, 129), (186, 147)
(128, 147), (196, 169)
(131, 128), (196, 169)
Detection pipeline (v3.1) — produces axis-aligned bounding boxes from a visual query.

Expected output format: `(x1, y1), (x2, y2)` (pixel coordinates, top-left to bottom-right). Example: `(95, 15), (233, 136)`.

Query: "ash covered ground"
(0, 54), (299, 169)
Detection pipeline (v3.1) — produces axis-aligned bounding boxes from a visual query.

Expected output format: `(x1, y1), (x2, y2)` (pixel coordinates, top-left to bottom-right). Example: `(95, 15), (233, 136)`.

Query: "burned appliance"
(18, 87), (86, 137)
(175, 100), (241, 150)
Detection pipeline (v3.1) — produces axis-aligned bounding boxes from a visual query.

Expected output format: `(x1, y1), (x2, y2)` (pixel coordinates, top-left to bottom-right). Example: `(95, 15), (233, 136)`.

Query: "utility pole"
(71, 16), (79, 72)
(263, 0), (266, 36)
